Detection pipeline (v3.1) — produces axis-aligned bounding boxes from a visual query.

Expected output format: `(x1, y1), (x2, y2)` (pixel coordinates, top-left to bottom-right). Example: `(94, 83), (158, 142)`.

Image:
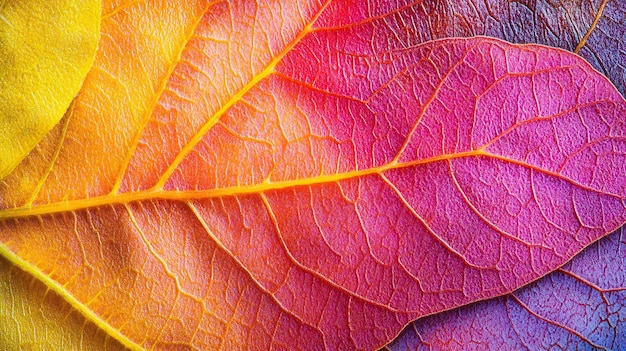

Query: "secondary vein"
(574, 0), (610, 54)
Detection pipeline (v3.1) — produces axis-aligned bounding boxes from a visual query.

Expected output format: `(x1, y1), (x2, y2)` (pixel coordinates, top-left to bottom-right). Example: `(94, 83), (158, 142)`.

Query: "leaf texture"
(385, 226), (626, 351)
(0, 250), (128, 350)
(0, 0), (101, 179)
(1, 1), (626, 350)
(343, 0), (626, 97)
(383, 1), (626, 348)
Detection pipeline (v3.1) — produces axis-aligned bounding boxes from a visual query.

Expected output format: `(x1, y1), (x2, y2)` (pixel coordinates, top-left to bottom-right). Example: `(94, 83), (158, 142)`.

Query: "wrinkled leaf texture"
(0, 0), (101, 179)
(1, 1), (626, 350)
(382, 0), (626, 349)
(386, 226), (626, 350)
(370, 0), (625, 97)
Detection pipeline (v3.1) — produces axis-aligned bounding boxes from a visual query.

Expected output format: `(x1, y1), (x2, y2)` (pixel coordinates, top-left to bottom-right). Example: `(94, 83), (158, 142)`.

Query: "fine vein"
(152, 0), (333, 190)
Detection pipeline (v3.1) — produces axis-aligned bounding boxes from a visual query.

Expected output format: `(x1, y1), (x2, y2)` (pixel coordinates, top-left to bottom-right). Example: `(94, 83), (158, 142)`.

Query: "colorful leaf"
(383, 1), (626, 349)
(0, 0), (101, 179)
(355, 0), (625, 97)
(385, 226), (626, 351)
(1, 1), (625, 350)
(0, 248), (129, 350)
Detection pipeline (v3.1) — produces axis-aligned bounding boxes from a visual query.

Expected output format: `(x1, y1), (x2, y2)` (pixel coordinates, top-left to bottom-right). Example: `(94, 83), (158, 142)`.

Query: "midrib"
(0, 149), (489, 219)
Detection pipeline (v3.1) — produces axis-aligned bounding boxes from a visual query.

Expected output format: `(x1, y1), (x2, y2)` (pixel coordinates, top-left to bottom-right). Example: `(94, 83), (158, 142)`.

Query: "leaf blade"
(0, 243), (136, 351)
(0, 0), (101, 180)
(386, 226), (626, 351)
(1, 1), (626, 350)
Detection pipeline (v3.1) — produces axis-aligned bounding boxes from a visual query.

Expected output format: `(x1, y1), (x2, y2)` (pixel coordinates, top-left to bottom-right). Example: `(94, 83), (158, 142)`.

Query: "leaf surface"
(0, 248), (129, 350)
(383, 1), (626, 348)
(385, 226), (626, 351)
(0, 0), (101, 179)
(1, 1), (626, 350)
(344, 0), (625, 97)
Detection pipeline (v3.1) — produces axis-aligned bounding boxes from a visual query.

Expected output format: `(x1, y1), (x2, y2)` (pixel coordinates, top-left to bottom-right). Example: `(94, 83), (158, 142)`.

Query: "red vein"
(447, 160), (539, 248)
(391, 42), (482, 164)
(479, 99), (611, 152)
(504, 297), (535, 350)
(558, 268), (626, 294)
(259, 193), (404, 313)
(379, 173), (483, 271)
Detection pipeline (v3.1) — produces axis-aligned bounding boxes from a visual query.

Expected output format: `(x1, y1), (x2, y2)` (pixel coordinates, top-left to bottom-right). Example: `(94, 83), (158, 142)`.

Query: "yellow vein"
(1, 150), (486, 220)
(574, 0), (610, 53)
(110, 1), (220, 195)
(3, 147), (622, 221)
(152, 0), (333, 190)
(101, 0), (146, 20)
(26, 102), (75, 206)
(0, 242), (144, 351)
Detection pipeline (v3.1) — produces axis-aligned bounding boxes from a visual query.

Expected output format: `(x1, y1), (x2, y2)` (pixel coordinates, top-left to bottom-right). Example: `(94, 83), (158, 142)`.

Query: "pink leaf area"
(386, 226), (626, 350)
(345, 0), (626, 97)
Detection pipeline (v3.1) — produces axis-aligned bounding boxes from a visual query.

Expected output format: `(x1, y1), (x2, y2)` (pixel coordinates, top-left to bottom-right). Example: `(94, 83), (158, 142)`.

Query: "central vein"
(0, 149), (488, 219)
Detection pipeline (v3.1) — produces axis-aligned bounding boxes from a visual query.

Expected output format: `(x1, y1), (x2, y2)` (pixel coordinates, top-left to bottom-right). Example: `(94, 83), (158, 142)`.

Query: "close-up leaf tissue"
(0, 1), (624, 350)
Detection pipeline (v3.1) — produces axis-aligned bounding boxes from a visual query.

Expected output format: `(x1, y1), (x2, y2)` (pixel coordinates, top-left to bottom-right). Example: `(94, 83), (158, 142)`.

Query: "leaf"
(0, 247), (129, 350)
(0, 0), (101, 179)
(384, 226), (626, 351)
(361, 0), (626, 97)
(383, 1), (626, 348)
(1, 1), (626, 350)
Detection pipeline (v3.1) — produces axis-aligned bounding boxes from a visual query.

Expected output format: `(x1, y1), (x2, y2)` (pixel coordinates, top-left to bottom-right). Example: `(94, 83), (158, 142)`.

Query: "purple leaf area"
(385, 226), (626, 350)
(578, 0), (626, 96)
(434, 0), (626, 96)
(326, 0), (626, 97)
(0, 1), (624, 350)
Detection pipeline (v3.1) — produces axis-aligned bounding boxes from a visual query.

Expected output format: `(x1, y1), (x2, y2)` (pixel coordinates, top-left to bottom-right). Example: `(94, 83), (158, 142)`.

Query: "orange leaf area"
(1, 1), (625, 350)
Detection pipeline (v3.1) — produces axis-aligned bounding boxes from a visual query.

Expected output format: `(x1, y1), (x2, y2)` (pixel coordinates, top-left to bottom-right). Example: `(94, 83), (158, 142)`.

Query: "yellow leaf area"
(0, 0), (101, 179)
(0, 247), (131, 350)
(1, 1), (338, 349)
